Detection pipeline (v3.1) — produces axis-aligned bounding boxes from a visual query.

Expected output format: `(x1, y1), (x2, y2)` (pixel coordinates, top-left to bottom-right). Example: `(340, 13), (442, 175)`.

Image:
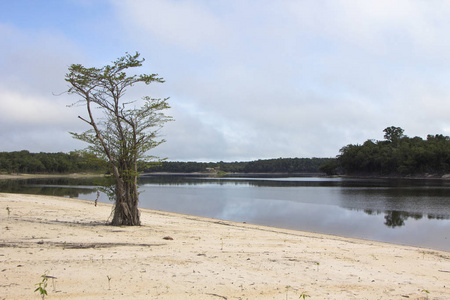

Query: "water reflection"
(339, 185), (450, 224)
(0, 177), (108, 198)
(137, 175), (450, 251)
(138, 175), (450, 223)
(1, 175), (449, 250)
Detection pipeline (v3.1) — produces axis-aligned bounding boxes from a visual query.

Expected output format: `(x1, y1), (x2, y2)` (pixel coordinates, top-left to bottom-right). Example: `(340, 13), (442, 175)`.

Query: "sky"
(2, 0), (450, 162)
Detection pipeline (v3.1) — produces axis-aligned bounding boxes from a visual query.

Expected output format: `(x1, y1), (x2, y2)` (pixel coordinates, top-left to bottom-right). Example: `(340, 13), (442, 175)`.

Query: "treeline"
(0, 150), (107, 174)
(4, 126), (449, 177)
(0, 151), (335, 175)
(145, 157), (334, 174)
(336, 126), (450, 176)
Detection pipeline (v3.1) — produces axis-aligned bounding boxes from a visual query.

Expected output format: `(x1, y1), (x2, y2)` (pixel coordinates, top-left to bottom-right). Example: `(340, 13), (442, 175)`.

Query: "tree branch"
(78, 115), (92, 125)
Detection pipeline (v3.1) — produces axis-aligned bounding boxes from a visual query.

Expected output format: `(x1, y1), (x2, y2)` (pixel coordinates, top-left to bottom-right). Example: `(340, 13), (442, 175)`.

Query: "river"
(1, 175), (449, 251)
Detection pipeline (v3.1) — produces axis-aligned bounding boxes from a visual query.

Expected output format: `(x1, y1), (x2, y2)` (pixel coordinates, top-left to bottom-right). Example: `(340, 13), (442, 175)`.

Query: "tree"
(383, 126), (404, 143)
(65, 52), (172, 225)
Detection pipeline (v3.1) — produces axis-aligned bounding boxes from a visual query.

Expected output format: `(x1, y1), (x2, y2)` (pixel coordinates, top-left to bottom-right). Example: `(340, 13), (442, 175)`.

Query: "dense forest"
(3, 126), (448, 177)
(336, 126), (450, 176)
(144, 158), (334, 174)
(0, 150), (332, 175)
(0, 150), (107, 174)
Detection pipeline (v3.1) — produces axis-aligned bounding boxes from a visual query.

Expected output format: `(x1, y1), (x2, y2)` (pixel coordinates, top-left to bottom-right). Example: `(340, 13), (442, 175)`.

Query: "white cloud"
(0, 89), (69, 125)
(132, 0), (450, 159)
(113, 0), (230, 52)
(0, 23), (89, 152)
(0, 24), (89, 107)
(3, 1), (450, 160)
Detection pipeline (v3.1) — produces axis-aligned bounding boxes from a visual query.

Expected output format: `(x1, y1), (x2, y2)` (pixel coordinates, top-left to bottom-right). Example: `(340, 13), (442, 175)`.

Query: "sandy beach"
(1, 192), (449, 299)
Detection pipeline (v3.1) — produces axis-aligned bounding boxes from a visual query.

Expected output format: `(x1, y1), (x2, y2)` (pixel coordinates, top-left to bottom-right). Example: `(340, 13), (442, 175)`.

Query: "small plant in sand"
(421, 288), (430, 299)
(34, 272), (49, 299)
(285, 285), (291, 300)
(6, 206), (10, 219)
(107, 275), (112, 290)
(220, 238), (224, 250)
(299, 291), (310, 299)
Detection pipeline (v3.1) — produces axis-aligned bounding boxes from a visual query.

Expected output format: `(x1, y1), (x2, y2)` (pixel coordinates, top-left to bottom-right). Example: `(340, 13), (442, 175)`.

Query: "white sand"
(1, 192), (449, 299)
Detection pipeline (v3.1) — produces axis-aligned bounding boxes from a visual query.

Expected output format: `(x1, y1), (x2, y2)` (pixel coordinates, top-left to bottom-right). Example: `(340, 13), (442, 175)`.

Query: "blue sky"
(2, 1), (450, 162)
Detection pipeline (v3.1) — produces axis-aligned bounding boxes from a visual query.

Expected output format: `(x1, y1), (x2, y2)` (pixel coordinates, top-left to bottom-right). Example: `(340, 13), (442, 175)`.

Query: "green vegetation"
(421, 288), (430, 299)
(337, 126), (450, 176)
(34, 272), (49, 299)
(7, 126), (448, 179)
(0, 152), (335, 175)
(299, 291), (310, 299)
(0, 150), (107, 174)
(3, 126), (449, 178)
(145, 157), (334, 174)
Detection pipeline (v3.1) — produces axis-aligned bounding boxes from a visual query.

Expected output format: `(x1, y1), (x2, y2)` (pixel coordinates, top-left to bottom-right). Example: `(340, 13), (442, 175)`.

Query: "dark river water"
(1, 175), (449, 251)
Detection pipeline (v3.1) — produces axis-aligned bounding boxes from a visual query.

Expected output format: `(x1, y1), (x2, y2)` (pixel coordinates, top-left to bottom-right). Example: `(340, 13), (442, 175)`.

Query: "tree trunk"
(110, 175), (141, 226)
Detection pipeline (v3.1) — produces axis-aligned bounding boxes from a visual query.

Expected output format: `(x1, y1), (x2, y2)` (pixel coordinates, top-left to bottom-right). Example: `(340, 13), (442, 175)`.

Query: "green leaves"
(339, 127), (450, 175)
(383, 126), (405, 144)
(34, 273), (49, 299)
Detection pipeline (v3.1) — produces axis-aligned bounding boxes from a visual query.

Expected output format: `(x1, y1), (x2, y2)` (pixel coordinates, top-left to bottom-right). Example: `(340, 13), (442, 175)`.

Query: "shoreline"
(2, 172), (450, 181)
(1, 193), (449, 299)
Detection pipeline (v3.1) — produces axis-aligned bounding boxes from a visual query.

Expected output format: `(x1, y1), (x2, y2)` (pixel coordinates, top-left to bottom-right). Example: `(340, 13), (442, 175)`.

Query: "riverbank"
(2, 172), (449, 181)
(1, 193), (449, 299)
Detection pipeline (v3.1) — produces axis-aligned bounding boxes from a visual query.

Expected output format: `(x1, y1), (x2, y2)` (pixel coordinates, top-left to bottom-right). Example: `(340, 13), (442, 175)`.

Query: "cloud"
(0, 23), (83, 92)
(113, 0), (230, 52)
(109, 0), (450, 160)
(0, 85), (89, 152)
(3, 1), (450, 161)
(152, 103), (229, 161)
(0, 23), (89, 152)
(0, 89), (68, 125)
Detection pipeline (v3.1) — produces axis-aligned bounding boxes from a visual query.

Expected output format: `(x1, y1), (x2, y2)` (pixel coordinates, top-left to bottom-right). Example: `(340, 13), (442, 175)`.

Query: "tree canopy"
(144, 157), (333, 174)
(0, 150), (106, 174)
(338, 127), (450, 176)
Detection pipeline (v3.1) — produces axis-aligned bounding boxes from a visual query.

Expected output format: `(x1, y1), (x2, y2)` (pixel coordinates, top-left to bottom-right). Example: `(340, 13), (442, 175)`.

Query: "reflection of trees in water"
(427, 214), (449, 220)
(3, 176), (450, 228)
(0, 178), (104, 198)
(384, 211), (422, 228)
(138, 175), (343, 187)
(1, 185), (95, 198)
(359, 208), (449, 228)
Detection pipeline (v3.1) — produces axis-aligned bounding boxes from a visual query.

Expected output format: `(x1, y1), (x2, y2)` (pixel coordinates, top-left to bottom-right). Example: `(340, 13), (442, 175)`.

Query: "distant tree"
(65, 52), (172, 225)
(383, 126), (404, 143)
